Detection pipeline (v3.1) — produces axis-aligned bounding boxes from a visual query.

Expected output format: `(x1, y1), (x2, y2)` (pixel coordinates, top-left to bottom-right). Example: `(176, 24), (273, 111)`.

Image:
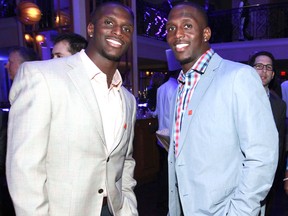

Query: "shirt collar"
(79, 50), (122, 90)
(110, 70), (122, 90)
(178, 48), (215, 85)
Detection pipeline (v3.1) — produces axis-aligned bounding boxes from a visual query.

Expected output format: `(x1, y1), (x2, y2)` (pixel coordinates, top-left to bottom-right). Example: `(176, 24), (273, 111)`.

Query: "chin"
(107, 55), (121, 62)
(102, 51), (122, 62)
(180, 57), (193, 65)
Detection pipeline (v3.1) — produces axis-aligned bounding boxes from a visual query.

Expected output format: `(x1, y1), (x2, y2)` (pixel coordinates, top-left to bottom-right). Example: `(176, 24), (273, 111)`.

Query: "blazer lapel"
(177, 54), (222, 156)
(66, 54), (105, 143)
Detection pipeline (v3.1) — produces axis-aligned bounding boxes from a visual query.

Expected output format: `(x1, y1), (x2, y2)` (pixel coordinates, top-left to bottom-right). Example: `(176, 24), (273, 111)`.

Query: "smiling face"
(87, 3), (134, 62)
(254, 55), (274, 88)
(166, 4), (211, 73)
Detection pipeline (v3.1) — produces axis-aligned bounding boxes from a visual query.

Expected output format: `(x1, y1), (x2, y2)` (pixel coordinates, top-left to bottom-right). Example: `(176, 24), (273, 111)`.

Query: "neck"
(85, 49), (118, 87)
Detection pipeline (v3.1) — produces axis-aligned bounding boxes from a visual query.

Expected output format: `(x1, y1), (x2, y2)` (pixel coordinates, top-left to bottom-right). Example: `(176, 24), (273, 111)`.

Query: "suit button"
(98, 189), (104, 194)
(106, 157), (110, 162)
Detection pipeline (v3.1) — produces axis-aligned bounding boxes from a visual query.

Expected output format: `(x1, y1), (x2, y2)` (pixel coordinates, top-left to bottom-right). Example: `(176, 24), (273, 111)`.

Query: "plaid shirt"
(173, 48), (214, 156)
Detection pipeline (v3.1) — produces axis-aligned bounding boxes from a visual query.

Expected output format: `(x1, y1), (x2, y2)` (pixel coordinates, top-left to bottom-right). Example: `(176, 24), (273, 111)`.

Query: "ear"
(203, 27), (211, 42)
(87, 23), (94, 38)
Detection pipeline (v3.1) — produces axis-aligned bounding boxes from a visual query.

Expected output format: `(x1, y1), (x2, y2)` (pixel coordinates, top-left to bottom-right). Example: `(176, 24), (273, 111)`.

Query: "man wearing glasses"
(249, 51), (286, 216)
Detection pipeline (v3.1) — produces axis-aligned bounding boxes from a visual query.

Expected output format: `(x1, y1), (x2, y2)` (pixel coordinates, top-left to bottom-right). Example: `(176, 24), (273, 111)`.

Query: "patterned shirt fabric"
(173, 48), (215, 156)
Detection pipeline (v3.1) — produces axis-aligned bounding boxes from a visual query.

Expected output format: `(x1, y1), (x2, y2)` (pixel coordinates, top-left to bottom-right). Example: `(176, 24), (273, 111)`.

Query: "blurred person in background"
(52, 32), (88, 58)
(239, 0), (253, 41)
(5, 46), (39, 80)
(249, 51), (286, 216)
(146, 72), (164, 111)
(153, 49), (181, 215)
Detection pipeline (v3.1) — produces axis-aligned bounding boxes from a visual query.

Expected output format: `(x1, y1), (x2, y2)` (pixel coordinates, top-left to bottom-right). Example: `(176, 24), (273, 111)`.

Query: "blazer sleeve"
(6, 62), (50, 216)
(227, 66), (279, 215)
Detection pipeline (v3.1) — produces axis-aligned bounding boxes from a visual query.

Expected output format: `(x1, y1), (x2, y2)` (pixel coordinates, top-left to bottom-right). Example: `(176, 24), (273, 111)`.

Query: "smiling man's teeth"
(107, 39), (121, 45)
(176, 44), (189, 49)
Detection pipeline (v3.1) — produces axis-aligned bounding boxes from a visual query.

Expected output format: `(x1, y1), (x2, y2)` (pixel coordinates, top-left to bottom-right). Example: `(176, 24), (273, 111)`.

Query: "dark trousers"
(101, 204), (113, 216)
(0, 175), (15, 216)
(156, 145), (168, 213)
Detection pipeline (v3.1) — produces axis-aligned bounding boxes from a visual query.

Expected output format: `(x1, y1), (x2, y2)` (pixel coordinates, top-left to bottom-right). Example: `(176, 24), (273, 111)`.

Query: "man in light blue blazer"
(165, 2), (278, 216)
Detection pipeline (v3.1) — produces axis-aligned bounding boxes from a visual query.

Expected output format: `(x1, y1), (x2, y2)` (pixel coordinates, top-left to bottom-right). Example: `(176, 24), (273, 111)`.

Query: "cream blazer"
(6, 53), (138, 216)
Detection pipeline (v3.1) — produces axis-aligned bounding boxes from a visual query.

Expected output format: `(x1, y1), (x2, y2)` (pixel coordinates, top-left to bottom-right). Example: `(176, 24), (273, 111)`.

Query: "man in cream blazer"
(6, 2), (138, 216)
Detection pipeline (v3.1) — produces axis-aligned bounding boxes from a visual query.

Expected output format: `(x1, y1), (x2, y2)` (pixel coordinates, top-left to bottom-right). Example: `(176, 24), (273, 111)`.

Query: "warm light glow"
(17, 1), (42, 25)
(35, 35), (45, 43)
(24, 34), (33, 42)
(26, 8), (41, 20)
(55, 15), (60, 24)
(145, 71), (150, 76)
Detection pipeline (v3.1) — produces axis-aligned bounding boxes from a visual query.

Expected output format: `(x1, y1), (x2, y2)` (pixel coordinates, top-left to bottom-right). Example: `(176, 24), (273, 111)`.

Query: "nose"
(261, 66), (268, 73)
(175, 28), (184, 40)
(112, 25), (122, 37)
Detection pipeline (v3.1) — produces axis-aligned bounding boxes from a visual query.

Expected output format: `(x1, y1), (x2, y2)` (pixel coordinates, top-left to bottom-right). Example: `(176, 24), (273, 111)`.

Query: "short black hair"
(53, 33), (88, 54)
(90, 1), (134, 24)
(248, 51), (275, 67)
(8, 46), (39, 62)
(171, 1), (209, 27)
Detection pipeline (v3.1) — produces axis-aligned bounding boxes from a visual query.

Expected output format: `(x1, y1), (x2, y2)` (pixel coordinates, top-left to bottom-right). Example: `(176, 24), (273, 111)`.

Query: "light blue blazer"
(168, 53), (278, 216)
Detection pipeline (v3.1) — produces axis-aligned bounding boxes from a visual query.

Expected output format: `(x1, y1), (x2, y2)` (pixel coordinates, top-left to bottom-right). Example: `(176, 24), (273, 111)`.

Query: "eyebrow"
(53, 52), (64, 56)
(255, 63), (272, 65)
(107, 14), (133, 24)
